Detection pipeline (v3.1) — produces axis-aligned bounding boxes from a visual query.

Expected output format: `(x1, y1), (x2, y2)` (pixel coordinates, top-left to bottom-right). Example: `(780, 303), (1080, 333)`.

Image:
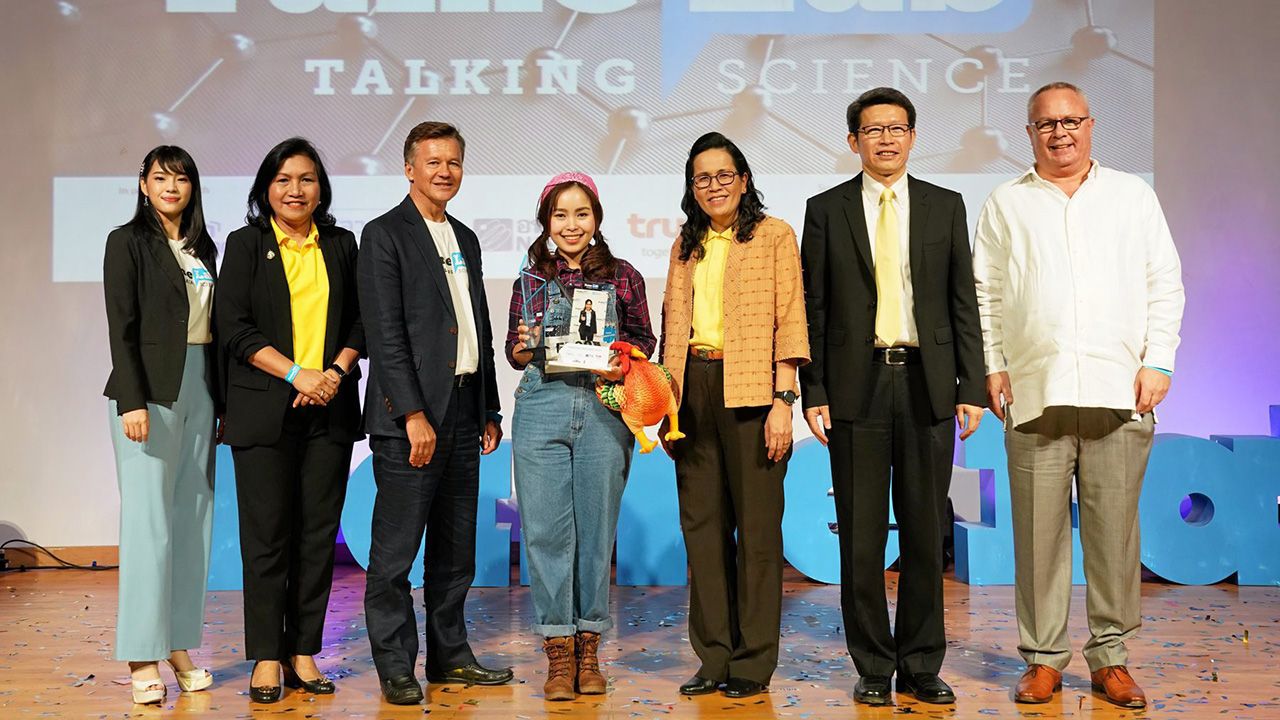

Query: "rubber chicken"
(596, 341), (686, 453)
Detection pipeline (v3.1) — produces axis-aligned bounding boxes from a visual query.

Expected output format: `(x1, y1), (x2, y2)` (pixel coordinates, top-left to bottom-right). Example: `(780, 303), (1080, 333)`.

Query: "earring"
(143, 196), (149, 206)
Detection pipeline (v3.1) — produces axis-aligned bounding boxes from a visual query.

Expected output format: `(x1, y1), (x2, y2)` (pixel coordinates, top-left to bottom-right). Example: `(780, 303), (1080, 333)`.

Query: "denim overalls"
(512, 279), (634, 637)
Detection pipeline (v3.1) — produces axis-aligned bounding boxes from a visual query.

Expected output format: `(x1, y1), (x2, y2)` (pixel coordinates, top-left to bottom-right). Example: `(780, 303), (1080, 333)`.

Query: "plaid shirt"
(506, 256), (655, 369)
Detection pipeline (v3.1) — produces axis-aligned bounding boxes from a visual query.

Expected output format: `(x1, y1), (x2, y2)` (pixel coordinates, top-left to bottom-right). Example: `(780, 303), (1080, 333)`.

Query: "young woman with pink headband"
(504, 172), (655, 701)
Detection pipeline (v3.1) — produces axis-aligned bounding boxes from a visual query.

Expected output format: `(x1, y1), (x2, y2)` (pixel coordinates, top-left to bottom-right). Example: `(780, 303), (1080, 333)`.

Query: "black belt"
(873, 346), (920, 365)
(454, 373), (476, 388)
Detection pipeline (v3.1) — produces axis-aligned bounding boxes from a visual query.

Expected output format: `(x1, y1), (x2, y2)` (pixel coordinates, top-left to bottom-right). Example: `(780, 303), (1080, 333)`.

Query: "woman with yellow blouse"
(660, 132), (810, 699)
(216, 138), (364, 703)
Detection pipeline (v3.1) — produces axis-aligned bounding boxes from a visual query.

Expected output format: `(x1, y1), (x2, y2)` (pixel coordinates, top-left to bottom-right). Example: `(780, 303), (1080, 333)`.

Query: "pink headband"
(539, 171), (600, 206)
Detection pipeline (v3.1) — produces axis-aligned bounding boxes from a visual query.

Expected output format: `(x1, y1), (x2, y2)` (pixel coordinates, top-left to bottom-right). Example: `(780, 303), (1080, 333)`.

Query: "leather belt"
(873, 346), (920, 365)
(454, 373), (476, 387)
(690, 347), (725, 361)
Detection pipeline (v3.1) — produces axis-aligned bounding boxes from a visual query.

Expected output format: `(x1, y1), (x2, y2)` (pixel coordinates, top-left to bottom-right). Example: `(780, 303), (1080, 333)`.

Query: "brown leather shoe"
(575, 631), (606, 694)
(1015, 664), (1062, 703)
(1090, 665), (1146, 708)
(542, 636), (576, 701)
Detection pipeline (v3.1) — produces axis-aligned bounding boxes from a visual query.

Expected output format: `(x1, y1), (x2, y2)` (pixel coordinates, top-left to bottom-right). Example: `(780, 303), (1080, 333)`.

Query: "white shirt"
(424, 217), (479, 376)
(972, 161), (1184, 426)
(166, 239), (214, 344)
(862, 174), (918, 346)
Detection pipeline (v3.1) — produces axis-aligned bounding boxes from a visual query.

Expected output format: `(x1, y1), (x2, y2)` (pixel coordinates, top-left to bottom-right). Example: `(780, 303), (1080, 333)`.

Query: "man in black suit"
(799, 87), (986, 706)
(357, 121), (510, 705)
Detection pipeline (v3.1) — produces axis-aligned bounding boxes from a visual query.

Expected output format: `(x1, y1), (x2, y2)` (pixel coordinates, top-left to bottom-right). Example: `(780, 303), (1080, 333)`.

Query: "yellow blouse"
(272, 217), (329, 369)
(689, 227), (733, 351)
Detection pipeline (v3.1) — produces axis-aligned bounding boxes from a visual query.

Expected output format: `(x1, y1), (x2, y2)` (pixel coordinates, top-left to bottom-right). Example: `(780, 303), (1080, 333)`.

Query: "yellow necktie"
(874, 187), (904, 344)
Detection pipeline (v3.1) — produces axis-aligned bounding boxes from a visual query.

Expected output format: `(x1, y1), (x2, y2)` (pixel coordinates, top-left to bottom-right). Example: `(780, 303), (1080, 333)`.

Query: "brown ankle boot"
(542, 636), (576, 701)
(575, 631), (606, 694)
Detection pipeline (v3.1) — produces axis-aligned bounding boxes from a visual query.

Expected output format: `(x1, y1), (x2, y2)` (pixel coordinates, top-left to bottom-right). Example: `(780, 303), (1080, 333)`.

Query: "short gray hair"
(1027, 81), (1089, 120)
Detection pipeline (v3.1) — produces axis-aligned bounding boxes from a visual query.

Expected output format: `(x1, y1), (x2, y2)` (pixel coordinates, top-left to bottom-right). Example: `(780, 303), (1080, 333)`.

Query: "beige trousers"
(1006, 407), (1154, 672)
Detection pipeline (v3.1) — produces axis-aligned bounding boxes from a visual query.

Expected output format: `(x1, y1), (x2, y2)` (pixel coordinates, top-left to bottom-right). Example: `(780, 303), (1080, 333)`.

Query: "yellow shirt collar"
(271, 217), (319, 249)
(705, 226), (735, 243)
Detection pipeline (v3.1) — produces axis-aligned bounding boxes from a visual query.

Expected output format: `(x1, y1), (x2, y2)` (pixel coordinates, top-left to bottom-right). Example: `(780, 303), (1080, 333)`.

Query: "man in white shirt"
(972, 82), (1184, 709)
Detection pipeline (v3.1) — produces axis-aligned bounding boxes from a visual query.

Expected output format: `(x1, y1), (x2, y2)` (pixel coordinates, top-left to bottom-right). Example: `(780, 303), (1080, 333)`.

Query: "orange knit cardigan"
(660, 215), (810, 408)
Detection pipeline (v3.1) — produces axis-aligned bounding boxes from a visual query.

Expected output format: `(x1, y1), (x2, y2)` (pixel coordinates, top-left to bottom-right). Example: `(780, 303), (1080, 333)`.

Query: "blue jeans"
(365, 383), (481, 680)
(513, 366), (633, 638)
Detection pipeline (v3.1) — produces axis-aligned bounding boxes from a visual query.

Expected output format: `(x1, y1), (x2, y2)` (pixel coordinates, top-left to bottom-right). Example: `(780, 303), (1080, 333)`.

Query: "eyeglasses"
(1030, 116), (1090, 133)
(857, 124), (912, 139)
(692, 170), (740, 189)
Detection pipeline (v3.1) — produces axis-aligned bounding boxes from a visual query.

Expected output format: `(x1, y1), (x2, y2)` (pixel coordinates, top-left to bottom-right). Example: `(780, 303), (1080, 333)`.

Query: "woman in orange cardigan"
(660, 132), (810, 699)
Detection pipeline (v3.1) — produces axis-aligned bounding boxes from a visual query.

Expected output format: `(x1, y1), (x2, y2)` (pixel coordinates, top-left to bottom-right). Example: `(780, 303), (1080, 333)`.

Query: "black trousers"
(674, 357), (787, 685)
(828, 361), (954, 677)
(233, 405), (352, 660)
(364, 383), (480, 681)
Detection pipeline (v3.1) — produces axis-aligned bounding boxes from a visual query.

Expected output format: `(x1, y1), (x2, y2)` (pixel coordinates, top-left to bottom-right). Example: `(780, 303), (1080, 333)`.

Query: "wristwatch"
(327, 363), (347, 378)
(773, 390), (798, 406)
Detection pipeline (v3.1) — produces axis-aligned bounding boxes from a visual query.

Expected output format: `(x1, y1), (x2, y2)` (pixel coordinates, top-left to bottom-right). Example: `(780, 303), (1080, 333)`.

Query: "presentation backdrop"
(2, 0), (1277, 548)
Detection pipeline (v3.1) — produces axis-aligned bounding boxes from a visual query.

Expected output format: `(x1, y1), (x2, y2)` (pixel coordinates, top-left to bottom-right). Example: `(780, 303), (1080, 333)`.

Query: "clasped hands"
(291, 367), (342, 408)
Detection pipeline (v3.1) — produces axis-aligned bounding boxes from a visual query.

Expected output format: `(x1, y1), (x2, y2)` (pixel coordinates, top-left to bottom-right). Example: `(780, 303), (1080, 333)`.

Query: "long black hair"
(677, 132), (766, 262)
(121, 145), (215, 260)
(246, 137), (336, 229)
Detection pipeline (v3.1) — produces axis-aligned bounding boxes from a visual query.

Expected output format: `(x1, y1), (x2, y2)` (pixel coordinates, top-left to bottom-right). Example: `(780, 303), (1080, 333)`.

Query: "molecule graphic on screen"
(53, 0), (1154, 177)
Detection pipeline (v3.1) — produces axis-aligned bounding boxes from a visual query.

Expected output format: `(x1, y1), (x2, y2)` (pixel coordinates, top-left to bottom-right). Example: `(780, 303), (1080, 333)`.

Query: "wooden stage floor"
(2, 566), (1277, 718)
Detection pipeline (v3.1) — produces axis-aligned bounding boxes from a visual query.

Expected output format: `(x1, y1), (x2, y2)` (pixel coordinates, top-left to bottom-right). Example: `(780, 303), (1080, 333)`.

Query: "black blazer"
(799, 174), (986, 422)
(216, 223), (365, 447)
(357, 195), (500, 438)
(103, 226), (221, 414)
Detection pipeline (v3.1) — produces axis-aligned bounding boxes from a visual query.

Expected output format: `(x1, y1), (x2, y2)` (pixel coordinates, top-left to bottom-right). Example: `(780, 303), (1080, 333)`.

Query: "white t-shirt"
(424, 218), (479, 375)
(167, 239), (214, 344)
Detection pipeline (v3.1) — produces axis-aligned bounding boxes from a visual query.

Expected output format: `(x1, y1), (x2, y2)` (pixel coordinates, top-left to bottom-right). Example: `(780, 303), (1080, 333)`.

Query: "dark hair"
(677, 132), (766, 263)
(121, 145), (215, 260)
(846, 86), (917, 133)
(584, 299), (592, 306)
(404, 121), (466, 164)
(246, 137), (335, 229)
(526, 181), (619, 283)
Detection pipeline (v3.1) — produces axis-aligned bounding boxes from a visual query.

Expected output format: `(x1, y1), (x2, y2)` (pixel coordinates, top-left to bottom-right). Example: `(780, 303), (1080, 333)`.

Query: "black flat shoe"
(283, 661), (336, 694)
(249, 662), (282, 704)
(854, 675), (892, 705)
(380, 674), (424, 705)
(896, 672), (956, 704)
(426, 662), (514, 686)
(679, 675), (719, 696)
(723, 678), (767, 698)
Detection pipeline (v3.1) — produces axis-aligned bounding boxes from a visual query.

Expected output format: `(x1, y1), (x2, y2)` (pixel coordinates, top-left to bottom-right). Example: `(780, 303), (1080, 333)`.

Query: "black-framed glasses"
(692, 170), (739, 189)
(1030, 116), (1090, 133)
(857, 124), (912, 139)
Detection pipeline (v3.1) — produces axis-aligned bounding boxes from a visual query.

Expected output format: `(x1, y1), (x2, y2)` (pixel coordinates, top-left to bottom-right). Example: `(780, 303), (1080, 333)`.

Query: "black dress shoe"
(249, 683), (282, 704)
(283, 661), (336, 694)
(426, 662), (514, 686)
(380, 675), (424, 705)
(723, 678), (767, 698)
(896, 672), (956, 704)
(249, 662), (282, 704)
(854, 675), (892, 705)
(679, 675), (719, 695)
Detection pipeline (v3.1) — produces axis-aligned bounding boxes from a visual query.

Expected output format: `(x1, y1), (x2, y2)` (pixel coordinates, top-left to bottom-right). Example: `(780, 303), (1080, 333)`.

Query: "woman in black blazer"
(103, 145), (219, 705)
(216, 137), (364, 703)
